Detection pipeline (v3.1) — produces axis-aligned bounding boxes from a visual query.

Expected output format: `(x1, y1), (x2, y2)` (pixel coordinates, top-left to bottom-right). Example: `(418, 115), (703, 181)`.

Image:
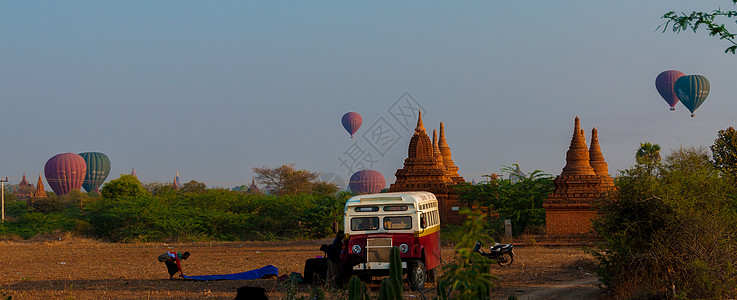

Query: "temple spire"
(415, 110), (426, 134)
(432, 129), (444, 164)
(561, 116), (596, 176)
(34, 173), (47, 198)
(438, 122), (462, 182)
(248, 178), (261, 194)
(589, 127), (614, 188)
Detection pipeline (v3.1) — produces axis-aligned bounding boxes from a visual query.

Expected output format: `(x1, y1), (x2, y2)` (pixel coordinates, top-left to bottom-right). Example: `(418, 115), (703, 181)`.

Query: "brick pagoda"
(389, 111), (466, 225)
(13, 173), (34, 201)
(544, 117), (613, 236)
(33, 173), (47, 200)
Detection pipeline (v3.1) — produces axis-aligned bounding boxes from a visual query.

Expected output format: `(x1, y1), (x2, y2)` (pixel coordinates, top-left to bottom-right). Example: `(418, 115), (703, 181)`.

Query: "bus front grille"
(366, 238), (392, 263)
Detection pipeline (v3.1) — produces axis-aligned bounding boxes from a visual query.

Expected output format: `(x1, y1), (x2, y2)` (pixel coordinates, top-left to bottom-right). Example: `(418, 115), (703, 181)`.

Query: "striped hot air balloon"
(349, 170), (385, 194)
(79, 152), (111, 194)
(674, 75), (710, 117)
(44, 153), (87, 195)
(341, 112), (362, 138)
(655, 70), (685, 111)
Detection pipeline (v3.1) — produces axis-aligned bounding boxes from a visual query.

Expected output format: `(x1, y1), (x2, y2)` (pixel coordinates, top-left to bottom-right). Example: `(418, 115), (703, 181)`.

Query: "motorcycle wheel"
(496, 252), (514, 267)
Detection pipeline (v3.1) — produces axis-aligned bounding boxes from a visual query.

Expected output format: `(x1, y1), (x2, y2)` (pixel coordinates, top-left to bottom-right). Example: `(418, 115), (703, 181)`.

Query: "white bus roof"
(345, 191), (437, 206)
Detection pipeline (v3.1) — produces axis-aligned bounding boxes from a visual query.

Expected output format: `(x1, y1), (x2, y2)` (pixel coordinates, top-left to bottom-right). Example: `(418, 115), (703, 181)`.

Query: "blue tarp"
(182, 265), (278, 281)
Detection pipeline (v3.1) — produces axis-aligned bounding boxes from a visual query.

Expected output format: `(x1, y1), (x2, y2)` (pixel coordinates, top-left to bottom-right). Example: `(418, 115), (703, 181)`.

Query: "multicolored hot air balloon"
(44, 153), (87, 195)
(341, 112), (362, 138)
(349, 170), (385, 194)
(674, 75), (710, 117)
(79, 152), (111, 194)
(655, 70), (685, 111)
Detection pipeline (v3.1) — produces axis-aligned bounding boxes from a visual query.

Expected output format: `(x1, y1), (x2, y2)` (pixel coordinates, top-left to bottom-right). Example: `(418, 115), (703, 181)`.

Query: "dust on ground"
(0, 237), (607, 299)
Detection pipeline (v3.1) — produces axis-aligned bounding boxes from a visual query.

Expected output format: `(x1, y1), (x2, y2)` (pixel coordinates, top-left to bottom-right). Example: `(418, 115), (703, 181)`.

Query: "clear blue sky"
(2, 1), (736, 189)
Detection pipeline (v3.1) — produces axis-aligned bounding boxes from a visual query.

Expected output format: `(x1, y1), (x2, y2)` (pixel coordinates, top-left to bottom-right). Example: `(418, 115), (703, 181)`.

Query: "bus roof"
(345, 191), (436, 206)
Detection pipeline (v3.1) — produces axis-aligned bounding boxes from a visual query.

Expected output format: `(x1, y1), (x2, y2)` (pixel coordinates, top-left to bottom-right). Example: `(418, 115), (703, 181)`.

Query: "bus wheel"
(408, 260), (426, 290)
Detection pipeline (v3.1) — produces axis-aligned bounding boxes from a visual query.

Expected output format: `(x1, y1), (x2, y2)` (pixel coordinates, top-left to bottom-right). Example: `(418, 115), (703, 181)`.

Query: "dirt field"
(0, 237), (605, 299)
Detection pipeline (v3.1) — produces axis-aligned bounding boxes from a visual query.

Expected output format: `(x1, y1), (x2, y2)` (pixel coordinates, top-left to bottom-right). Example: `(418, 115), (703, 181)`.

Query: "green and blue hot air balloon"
(674, 75), (710, 117)
(79, 152), (111, 193)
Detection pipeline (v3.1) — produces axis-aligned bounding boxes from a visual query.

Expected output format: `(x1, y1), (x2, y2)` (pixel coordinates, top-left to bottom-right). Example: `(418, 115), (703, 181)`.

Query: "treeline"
(0, 174), (349, 242)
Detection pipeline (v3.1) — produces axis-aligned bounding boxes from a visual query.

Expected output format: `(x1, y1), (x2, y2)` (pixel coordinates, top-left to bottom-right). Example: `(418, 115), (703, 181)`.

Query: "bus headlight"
(399, 243), (409, 253)
(352, 244), (362, 254)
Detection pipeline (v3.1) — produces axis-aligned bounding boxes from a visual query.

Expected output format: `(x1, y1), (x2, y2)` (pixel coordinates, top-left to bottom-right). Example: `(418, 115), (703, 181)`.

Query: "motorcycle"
(473, 241), (514, 267)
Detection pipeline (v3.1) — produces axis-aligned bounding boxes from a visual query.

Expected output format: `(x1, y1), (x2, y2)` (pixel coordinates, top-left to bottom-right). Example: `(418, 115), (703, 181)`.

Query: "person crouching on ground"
(158, 251), (190, 279)
(327, 230), (345, 287)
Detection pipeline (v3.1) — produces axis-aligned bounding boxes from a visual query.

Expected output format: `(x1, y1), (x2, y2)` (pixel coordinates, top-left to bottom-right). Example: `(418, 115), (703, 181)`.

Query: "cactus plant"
(378, 246), (403, 300)
(388, 246), (402, 284)
(348, 275), (370, 300)
(378, 277), (401, 300)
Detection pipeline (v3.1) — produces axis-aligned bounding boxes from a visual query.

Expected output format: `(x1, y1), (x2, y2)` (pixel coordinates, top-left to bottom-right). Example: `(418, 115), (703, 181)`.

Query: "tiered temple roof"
(13, 173), (34, 200)
(390, 111), (453, 191)
(544, 116), (613, 236)
(389, 111), (465, 224)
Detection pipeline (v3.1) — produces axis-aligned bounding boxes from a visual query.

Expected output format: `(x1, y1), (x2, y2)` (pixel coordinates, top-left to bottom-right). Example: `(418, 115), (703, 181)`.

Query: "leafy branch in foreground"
(660, 1), (737, 54)
(438, 209), (497, 300)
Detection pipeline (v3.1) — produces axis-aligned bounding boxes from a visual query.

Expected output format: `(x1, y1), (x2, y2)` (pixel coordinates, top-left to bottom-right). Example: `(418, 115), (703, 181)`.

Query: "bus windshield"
(351, 217), (379, 231)
(383, 216), (412, 230)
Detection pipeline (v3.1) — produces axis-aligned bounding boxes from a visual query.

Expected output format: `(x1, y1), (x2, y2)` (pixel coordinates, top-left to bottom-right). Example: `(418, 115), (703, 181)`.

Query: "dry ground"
(0, 237), (605, 299)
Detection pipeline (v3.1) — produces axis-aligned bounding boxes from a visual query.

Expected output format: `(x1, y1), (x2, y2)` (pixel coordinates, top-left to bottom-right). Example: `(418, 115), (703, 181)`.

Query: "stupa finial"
(414, 110), (426, 134)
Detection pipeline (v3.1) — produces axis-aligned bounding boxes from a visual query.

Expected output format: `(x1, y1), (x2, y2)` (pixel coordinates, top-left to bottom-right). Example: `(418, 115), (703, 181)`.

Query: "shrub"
(592, 147), (737, 299)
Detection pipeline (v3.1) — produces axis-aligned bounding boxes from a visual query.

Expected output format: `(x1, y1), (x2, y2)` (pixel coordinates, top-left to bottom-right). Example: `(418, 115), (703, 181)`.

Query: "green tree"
(456, 165), (553, 237)
(143, 182), (178, 196)
(660, 1), (737, 54)
(181, 180), (207, 193)
(635, 142), (661, 165)
(253, 164), (337, 196)
(100, 174), (149, 199)
(711, 126), (737, 178)
(592, 147), (737, 299)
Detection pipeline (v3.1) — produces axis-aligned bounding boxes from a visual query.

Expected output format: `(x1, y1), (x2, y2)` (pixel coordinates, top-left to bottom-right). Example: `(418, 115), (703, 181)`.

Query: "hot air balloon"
(674, 75), (710, 117)
(79, 152), (111, 194)
(349, 170), (385, 194)
(655, 70), (685, 111)
(44, 153), (87, 195)
(341, 112), (362, 138)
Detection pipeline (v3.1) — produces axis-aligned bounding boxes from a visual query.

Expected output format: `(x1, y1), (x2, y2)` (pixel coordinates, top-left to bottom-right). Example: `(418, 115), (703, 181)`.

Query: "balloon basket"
(691, 114), (695, 117)
(669, 108), (675, 111)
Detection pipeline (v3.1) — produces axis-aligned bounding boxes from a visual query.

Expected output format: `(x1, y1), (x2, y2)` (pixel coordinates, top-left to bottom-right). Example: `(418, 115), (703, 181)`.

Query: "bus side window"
(420, 213), (427, 229)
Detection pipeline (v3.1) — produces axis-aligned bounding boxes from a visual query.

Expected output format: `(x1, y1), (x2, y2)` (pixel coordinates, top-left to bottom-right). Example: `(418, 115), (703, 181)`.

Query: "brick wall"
(545, 209), (596, 235)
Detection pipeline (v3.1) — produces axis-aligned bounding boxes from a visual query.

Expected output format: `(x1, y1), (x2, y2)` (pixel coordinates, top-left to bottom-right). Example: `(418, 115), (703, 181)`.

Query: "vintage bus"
(343, 191), (441, 288)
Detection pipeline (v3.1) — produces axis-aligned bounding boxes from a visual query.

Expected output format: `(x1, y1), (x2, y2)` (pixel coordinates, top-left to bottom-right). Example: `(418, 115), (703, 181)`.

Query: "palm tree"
(636, 142), (661, 164)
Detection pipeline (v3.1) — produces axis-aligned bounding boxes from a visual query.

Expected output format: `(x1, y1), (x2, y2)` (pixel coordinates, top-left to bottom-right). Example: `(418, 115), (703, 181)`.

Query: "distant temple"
(33, 173), (47, 200)
(389, 111), (466, 225)
(544, 117), (614, 236)
(172, 172), (181, 190)
(247, 178), (262, 194)
(130, 168), (138, 178)
(13, 174), (34, 201)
